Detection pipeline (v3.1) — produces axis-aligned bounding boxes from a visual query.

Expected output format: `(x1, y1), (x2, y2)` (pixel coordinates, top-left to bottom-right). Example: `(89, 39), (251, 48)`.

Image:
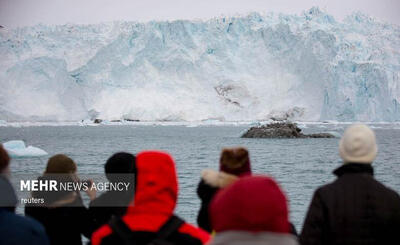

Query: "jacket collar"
(333, 163), (374, 177)
(201, 169), (239, 188)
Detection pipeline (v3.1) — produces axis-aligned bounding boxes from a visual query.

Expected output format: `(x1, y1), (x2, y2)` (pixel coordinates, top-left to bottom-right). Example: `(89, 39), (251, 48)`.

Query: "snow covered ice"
(0, 7), (399, 122)
(3, 140), (48, 158)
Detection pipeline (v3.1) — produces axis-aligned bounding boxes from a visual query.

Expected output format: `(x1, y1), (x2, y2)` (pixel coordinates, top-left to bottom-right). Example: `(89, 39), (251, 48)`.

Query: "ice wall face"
(1, 8), (399, 122)
(0, 57), (87, 121)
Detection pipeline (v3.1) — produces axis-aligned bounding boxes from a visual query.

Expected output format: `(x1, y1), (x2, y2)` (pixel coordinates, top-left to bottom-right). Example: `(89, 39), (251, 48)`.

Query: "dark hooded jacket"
(88, 152), (136, 229)
(196, 170), (298, 235)
(88, 188), (134, 229)
(300, 163), (400, 245)
(0, 176), (49, 245)
(197, 147), (252, 233)
(91, 151), (211, 245)
(197, 169), (239, 232)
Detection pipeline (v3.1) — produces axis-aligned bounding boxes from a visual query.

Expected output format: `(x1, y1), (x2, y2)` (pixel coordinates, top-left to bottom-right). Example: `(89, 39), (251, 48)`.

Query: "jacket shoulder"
(0, 211), (49, 244)
(200, 169), (238, 188)
(7, 211), (45, 232)
(370, 180), (400, 205)
(322, 174), (400, 197)
(197, 170), (237, 202)
(93, 222), (210, 245)
(178, 222), (211, 244)
(315, 175), (400, 215)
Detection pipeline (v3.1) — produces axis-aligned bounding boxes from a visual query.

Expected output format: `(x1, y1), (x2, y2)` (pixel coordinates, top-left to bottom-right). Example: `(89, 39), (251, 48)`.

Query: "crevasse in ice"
(0, 7), (399, 122)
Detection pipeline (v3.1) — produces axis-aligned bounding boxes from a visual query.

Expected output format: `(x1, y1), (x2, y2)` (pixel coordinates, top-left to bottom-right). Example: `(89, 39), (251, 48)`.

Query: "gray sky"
(1, 0), (400, 28)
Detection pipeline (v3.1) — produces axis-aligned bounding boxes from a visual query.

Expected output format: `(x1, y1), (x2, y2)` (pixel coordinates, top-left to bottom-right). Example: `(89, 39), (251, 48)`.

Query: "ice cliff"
(1, 7), (399, 122)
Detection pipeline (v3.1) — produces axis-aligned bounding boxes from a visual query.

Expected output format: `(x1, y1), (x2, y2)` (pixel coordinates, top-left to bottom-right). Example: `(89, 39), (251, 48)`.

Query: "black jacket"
(300, 163), (400, 245)
(197, 179), (220, 232)
(99, 227), (205, 245)
(88, 190), (134, 229)
(0, 176), (49, 245)
(196, 170), (240, 232)
(25, 197), (96, 245)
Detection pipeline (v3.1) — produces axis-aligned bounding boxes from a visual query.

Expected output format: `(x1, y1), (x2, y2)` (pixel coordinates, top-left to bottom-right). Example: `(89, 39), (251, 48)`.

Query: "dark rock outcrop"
(306, 133), (337, 138)
(241, 122), (336, 138)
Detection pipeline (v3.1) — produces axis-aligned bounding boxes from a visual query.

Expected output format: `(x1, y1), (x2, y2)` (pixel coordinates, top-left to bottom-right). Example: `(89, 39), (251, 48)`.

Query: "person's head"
(219, 147), (251, 176)
(125, 151), (177, 215)
(0, 144), (10, 175)
(45, 154), (77, 174)
(210, 175), (290, 233)
(36, 154), (79, 205)
(0, 144), (16, 210)
(105, 152), (136, 183)
(339, 124), (377, 164)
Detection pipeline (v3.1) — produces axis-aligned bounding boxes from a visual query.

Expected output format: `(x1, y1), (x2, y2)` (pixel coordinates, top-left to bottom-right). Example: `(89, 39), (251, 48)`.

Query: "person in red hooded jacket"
(91, 151), (210, 245)
(209, 175), (298, 245)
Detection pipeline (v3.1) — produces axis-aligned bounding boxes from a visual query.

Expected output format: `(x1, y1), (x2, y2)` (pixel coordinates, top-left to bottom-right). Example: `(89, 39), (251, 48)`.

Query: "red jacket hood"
(92, 151), (178, 244)
(126, 151), (178, 216)
(92, 151), (210, 245)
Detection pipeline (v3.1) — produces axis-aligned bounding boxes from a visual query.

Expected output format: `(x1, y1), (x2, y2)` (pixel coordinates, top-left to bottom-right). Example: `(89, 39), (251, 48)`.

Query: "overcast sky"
(1, 0), (399, 28)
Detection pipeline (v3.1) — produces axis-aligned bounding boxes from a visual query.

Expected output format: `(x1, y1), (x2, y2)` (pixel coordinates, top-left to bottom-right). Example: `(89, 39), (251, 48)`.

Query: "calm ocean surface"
(1, 124), (399, 231)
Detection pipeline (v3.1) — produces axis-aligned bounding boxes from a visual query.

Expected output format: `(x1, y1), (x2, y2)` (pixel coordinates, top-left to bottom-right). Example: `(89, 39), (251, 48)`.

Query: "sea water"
(1, 124), (399, 231)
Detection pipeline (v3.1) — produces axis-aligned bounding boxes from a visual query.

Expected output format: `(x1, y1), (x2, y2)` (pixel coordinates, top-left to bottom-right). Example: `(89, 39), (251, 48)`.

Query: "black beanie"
(105, 152), (136, 182)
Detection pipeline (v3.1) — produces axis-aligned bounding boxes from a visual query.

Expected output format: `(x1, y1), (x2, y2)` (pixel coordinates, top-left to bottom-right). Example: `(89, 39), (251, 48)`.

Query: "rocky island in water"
(241, 122), (336, 139)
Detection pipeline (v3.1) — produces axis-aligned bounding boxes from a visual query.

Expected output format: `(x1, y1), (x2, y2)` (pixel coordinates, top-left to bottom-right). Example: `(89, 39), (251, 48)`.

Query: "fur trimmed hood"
(201, 169), (238, 188)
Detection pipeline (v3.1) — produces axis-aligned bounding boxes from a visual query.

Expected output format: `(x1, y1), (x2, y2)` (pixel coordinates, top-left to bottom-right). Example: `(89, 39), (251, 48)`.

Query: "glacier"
(0, 7), (399, 122)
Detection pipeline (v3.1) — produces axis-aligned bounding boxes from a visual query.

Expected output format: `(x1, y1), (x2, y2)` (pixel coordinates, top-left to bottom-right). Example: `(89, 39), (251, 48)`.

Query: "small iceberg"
(326, 131), (342, 138)
(3, 140), (48, 158)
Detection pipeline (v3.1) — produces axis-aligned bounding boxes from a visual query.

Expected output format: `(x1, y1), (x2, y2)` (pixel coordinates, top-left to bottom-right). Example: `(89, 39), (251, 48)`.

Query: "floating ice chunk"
(368, 125), (382, 129)
(3, 140), (26, 150)
(78, 119), (99, 127)
(326, 131), (342, 138)
(3, 140), (48, 158)
(249, 121), (261, 127)
(186, 123), (199, 128)
(297, 124), (308, 129)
